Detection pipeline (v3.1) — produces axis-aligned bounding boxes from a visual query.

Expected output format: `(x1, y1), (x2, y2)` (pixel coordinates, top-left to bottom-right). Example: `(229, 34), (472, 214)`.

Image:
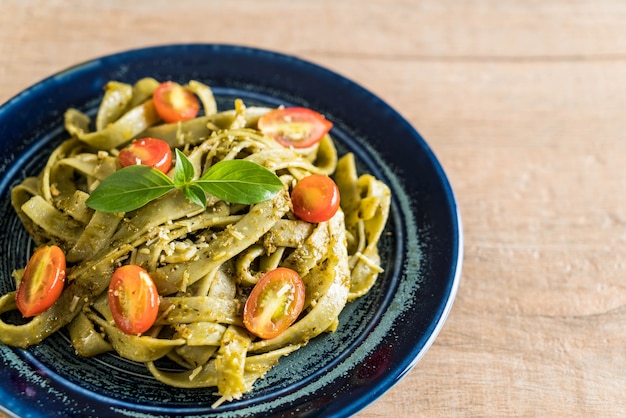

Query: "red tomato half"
(258, 107), (333, 148)
(153, 81), (200, 123)
(108, 265), (159, 335)
(16, 245), (66, 317)
(243, 267), (305, 339)
(291, 174), (340, 223)
(118, 137), (173, 173)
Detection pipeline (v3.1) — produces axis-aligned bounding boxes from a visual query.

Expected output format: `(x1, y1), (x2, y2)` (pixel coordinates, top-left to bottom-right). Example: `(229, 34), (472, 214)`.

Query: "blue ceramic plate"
(0, 44), (462, 417)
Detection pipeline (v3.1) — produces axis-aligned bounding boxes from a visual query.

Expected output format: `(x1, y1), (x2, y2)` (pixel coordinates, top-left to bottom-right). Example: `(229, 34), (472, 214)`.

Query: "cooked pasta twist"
(0, 79), (390, 405)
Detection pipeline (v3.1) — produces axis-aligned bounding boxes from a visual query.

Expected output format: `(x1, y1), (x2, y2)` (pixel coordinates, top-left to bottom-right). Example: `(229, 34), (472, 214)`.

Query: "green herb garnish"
(85, 150), (284, 213)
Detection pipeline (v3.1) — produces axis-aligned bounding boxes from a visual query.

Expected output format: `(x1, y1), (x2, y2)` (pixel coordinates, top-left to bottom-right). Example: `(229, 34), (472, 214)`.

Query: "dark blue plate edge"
(0, 43), (463, 418)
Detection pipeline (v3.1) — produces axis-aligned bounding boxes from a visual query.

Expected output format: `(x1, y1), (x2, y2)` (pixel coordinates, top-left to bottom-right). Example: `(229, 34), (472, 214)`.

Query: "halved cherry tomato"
(243, 267), (305, 339)
(16, 245), (66, 317)
(108, 265), (159, 335)
(258, 107), (333, 148)
(118, 137), (173, 173)
(291, 174), (340, 223)
(153, 81), (200, 123)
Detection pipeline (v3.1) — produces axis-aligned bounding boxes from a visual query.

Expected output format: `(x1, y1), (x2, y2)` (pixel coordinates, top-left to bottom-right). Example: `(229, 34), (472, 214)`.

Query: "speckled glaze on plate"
(0, 44), (462, 418)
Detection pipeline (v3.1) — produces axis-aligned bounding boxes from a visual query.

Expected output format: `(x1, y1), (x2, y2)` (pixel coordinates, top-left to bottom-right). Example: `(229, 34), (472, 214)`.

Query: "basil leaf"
(173, 149), (195, 188)
(85, 165), (175, 212)
(183, 184), (207, 209)
(196, 160), (284, 204)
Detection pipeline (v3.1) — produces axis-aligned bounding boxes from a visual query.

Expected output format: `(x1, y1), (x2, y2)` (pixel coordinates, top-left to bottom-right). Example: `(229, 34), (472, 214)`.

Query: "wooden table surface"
(1, 1), (625, 417)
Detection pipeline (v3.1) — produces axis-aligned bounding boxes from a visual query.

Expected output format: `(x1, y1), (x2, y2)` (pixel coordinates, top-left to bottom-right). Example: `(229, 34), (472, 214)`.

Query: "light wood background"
(1, 1), (625, 417)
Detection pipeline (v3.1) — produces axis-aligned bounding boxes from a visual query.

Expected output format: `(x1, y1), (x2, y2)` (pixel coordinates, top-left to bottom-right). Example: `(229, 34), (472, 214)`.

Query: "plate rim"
(0, 43), (463, 418)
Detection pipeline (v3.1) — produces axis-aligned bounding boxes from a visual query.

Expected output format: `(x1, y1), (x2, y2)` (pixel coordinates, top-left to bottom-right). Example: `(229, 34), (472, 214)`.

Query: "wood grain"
(1, 1), (625, 417)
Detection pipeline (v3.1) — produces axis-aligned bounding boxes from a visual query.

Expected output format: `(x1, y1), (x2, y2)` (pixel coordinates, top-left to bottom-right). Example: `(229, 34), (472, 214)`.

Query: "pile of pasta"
(0, 79), (390, 405)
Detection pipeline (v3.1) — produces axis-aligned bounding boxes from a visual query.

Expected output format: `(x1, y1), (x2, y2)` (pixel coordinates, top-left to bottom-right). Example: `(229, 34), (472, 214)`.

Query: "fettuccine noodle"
(0, 79), (390, 406)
